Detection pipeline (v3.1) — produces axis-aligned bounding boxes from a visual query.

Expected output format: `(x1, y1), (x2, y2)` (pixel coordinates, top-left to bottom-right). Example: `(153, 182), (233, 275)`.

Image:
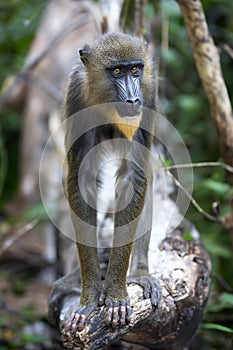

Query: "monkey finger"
(105, 301), (114, 326)
(65, 312), (79, 332)
(143, 284), (151, 300)
(105, 300), (120, 328)
(112, 305), (120, 329)
(99, 291), (106, 306)
(77, 314), (87, 332)
(71, 313), (83, 333)
(70, 313), (82, 334)
(105, 299), (131, 328)
(120, 305), (126, 323)
(119, 305), (126, 326)
(125, 303), (131, 323)
(151, 284), (162, 308)
(120, 300), (131, 326)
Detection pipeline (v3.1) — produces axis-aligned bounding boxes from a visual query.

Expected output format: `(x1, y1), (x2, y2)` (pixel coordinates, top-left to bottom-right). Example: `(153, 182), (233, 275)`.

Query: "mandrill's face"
(107, 62), (143, 119)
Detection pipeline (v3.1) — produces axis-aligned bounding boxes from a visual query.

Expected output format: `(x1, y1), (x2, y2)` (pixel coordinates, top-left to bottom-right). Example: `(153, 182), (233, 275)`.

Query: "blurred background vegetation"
(0, 0), (46, 203)
(0, 0), (232, 349)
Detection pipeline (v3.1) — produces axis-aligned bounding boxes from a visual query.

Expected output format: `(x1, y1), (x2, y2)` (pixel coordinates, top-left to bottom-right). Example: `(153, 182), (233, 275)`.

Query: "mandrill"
(64, 32), (161, 331)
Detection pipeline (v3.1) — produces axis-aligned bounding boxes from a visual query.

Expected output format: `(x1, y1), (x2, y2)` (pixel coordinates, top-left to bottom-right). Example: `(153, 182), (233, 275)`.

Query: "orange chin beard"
(112, 109), (142, 140)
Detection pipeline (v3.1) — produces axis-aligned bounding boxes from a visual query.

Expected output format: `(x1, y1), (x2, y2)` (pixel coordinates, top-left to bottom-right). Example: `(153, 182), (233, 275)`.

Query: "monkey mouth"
(116, 104), (142, 118)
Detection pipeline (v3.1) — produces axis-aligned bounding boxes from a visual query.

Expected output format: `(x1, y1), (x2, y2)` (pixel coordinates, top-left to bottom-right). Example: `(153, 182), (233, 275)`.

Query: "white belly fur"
(96, 154), (121, 246)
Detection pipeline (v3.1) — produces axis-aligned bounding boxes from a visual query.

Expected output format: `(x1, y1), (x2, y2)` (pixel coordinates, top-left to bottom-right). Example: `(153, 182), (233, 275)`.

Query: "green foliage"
(0, 0), (45, 82)
(0, 1), (44, 205)
(20, 333), (45, 344)
(183, 231), (195, 241)
(159, 0), (233, 266)
(202, 323), (233, 334)
(21, 202), (49, 221)
(0, 108), (21, 204)
(0, 133), (7, 198)
(207, 292), (233, 313)
(157, 2), (233, 346)
(200, 179), (231, 199)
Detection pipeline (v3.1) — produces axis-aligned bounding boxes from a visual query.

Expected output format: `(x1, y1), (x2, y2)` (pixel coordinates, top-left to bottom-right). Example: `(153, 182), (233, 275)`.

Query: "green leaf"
(201, 179), (230, 197)
(22, 202), (49, 221)
(0, 317), (5, 326)
(162, 158), (172, 167)
(162, 0), (181, 17)
(201, 323), (233, 334)
(220, 292), (233, 306)
(177, 95), (203, 113)
(183, 231), (195, 241)
(21, 333), (45, 344)
(206, 292), (233, 313)
(206, 242), (232, 259)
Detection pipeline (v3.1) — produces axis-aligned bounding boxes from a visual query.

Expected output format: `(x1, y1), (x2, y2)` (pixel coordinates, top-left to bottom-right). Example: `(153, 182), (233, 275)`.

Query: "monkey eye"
(131, 66), (139, 74)
(113, 68), (122, 75)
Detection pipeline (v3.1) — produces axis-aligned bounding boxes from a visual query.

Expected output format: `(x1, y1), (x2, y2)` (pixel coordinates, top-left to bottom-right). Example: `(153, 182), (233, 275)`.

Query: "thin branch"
(160, 160), (222, 223)
(165, 161), (233, 174)
(219, 43), (233, 60)
(18, 72), (64, 103)
(0, 218), (40, 258)
(211, 271), (233, 293)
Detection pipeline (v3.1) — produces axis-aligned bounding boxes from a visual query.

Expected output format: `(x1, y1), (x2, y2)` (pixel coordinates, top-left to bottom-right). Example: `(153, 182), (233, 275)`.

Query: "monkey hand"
(99, 290), (131, 329)
(65, 302), (98, 333)
(127, 271), (162, 308)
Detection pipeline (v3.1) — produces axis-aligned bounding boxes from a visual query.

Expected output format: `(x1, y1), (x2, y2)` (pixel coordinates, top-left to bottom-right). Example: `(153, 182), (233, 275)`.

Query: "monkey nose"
(124, 98), (141, 116)
(126, 98), (140, 105)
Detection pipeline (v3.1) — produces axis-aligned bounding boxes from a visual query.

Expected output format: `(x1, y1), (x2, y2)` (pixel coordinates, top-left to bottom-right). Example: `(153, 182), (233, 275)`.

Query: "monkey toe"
(148, 278), (162, 307)
(142, 278), (161, 307)
(98, 290), (106, 306)
(127, 275), (162, 308)
(105, 298), (131, 328)
(65, 304), (97, 333)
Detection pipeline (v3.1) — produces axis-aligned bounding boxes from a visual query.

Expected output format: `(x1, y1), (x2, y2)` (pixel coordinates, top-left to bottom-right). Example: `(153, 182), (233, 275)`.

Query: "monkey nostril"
(122, 98), (141, 117)
(126, 98), (140, 105)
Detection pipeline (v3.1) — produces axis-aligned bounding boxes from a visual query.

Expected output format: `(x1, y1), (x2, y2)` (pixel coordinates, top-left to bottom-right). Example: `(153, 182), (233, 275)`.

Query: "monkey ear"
(79, 45), (91, 66)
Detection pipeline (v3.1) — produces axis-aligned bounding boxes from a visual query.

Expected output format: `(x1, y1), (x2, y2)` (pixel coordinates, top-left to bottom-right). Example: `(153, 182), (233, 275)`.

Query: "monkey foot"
(106, 298), (131, 328)
(99, 292), (131, 328)
(65, 303), (97, 333)
(127, 274), (162, 307)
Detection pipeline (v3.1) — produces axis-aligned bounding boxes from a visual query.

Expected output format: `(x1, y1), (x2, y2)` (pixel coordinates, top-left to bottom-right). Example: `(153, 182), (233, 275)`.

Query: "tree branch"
(48, 227), (211, 349)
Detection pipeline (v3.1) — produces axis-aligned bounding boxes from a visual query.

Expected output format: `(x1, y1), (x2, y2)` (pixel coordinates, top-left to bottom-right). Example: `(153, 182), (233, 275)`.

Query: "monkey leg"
(65, 242), (102, 332)
(128, 188), (162, 308)
(99, 243), (132, 329)
(65, 185), (102, 332)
